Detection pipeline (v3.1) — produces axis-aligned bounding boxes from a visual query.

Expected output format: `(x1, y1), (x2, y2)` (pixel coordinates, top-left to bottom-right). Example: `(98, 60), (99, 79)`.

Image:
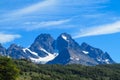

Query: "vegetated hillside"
(0, 56), (19, 80)
(14, 59), (120, 80)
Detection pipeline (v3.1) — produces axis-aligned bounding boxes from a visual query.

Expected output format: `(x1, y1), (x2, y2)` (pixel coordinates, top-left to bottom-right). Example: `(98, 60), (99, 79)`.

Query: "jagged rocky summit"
(0, 33), (115, 66)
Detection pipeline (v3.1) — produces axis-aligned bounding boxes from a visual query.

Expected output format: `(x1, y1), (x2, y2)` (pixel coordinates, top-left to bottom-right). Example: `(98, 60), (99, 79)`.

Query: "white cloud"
(38, 19), (70, 26)
(8, 0), (56, 17)
(0, 0), (56, 24)
(0, 33), (21, 43)
(73, 21), (120, 38)
(25, 19), (71, 30)
(0, 0), (114, 32)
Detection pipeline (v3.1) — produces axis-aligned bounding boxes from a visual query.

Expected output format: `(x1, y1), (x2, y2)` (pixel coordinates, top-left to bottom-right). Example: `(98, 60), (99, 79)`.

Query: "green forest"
(0, 57), (120, 80)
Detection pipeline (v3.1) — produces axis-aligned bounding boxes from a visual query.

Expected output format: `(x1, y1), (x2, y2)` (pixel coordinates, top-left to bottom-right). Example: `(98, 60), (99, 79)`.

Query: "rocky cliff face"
(81, 42), (114, 64)
(48, 33), (98, 65)
(29, 34), (55, 57)
(0, 43), (6, 56)
(7, 44), (26, 59)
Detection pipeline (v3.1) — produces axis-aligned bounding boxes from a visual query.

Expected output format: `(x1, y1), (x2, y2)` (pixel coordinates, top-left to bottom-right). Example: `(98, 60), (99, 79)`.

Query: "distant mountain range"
(0, 33), (115, 65)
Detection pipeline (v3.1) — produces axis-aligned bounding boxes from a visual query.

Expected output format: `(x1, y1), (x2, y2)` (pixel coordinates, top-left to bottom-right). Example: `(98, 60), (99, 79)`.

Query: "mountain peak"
(36, 33), (51, 40)
(29, 33), (55, 57)
(81, 42), (90, 47)
(8, 44), (23, 49)
(60, 33), (72, 41)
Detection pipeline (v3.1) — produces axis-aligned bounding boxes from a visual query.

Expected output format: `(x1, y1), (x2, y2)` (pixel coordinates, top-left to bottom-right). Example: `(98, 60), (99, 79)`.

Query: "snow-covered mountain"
(0, 33), (115, 65)
(48, 33), (114, 65)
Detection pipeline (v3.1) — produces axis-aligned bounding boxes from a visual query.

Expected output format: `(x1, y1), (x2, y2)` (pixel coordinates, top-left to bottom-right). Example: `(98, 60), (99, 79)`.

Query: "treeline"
(14, 59), (120, 80)
(0, 57), (120, 80)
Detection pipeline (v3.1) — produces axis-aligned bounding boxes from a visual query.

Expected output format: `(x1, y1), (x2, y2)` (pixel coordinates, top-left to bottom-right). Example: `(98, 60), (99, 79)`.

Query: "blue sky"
(0, 0), (120, 63)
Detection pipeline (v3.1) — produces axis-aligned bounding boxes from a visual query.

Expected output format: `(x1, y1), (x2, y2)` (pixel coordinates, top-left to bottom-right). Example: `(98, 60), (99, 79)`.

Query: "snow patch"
(97, 58), (110, 64)
(22, 47), (58, 64)
(76, 58), (80, 61)
(62, 35), (67, 40)
(105, 59), (110, 64)
(30, 52), (58, 64)
(40, 47), (50, 54)
(70, 57), (74, 60)
(23, 48), (38, 56)
(82, 51), (89, 54)
(22, 48), (27, 53)
(97, 58), (101, 61)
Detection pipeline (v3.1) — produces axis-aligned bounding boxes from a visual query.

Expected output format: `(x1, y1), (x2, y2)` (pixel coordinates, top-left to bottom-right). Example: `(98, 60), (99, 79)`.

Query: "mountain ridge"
(0, 33), (115, 65)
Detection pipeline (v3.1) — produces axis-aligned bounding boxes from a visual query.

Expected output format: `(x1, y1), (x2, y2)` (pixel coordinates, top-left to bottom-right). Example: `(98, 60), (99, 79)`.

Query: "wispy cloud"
(8, 0), (56, 17)
(0, 0), (117, 33)
(24, 19), (71, 30)
(0, 0), (58, 31)
(0, 33), (21, 43)
(73, 21), (120, 38)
